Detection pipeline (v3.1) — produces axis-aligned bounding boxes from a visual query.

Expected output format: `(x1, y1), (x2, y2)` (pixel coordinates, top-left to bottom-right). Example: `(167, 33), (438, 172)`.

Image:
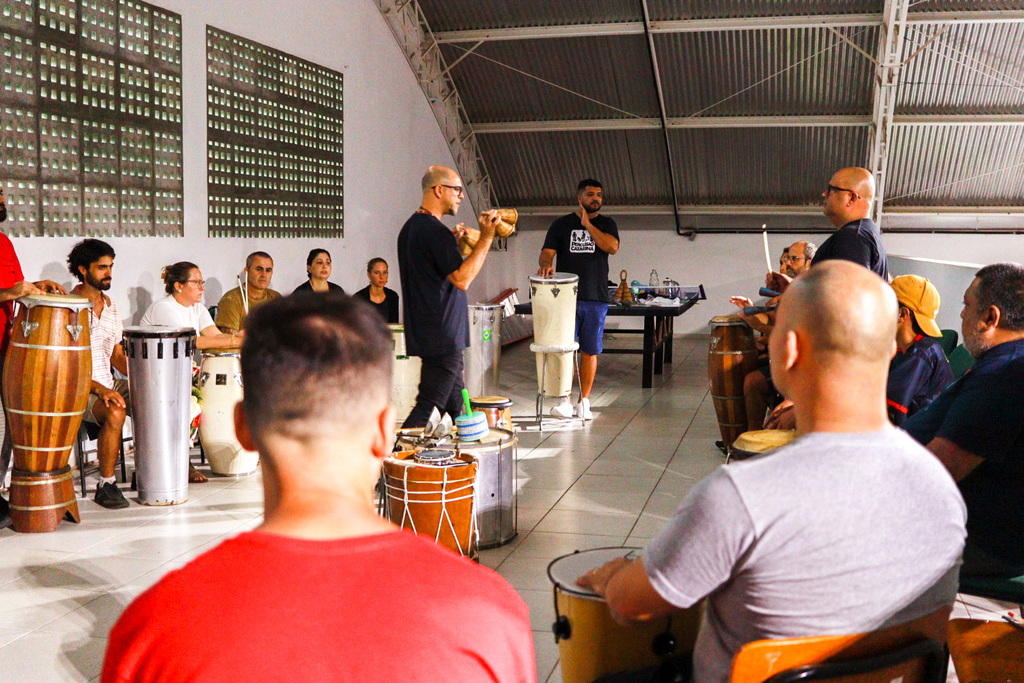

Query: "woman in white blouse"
(141, 262), (242, 350)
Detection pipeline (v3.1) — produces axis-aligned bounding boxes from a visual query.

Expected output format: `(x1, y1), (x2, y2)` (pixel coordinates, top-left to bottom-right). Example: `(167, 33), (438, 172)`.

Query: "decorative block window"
(0, 0), (183, 237)
(207, 27), (344, 238)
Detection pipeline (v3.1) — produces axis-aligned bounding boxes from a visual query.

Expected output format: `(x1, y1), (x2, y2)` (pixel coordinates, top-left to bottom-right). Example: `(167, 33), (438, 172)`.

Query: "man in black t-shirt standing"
(397, 165), (499, 428)
(538, 179), (620, 420)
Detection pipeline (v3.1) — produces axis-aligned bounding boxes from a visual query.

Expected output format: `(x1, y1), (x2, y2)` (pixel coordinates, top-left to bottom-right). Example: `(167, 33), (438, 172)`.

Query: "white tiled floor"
(0, 334), (1016, 682)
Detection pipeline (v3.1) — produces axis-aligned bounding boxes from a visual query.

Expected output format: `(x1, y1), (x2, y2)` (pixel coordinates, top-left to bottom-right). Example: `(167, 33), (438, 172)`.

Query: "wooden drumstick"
(761, 226), (772, 274)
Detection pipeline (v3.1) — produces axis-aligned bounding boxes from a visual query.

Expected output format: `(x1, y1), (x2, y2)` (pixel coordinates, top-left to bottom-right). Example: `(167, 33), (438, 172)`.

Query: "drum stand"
(530, 342), (582, 432)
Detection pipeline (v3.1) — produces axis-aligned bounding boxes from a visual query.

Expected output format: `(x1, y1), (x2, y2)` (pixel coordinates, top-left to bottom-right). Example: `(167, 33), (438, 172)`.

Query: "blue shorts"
(575, 301), (609, 355)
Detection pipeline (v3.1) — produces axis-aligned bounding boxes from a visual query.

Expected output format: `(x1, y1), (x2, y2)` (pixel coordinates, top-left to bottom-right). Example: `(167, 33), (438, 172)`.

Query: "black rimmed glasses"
(436, 184), (464, 197)
(186, 279), (206, 287)
(825, 184), (859, 198)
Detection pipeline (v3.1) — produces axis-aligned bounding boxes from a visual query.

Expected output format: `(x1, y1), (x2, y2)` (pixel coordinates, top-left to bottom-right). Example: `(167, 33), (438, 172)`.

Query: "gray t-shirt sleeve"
(644, 469), (756, 609)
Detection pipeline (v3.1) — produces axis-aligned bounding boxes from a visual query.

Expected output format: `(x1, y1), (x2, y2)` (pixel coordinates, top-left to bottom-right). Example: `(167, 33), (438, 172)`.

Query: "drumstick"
(237, 274), (249, 315)
(761, 226), (772, 274)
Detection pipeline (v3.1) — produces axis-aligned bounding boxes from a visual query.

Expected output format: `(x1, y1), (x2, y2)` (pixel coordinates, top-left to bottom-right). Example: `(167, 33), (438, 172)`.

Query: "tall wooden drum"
(3, 294), (92, 532)
(708, 315), (759, 448)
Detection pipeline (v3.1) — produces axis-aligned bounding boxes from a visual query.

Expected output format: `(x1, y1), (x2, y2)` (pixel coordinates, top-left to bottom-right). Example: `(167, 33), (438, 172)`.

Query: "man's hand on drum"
(575, 557), (631, 598)
(764, 399), (796, 430)
(729, 296), (754, 311)
(97, 385), (127, 409)
(34, 279), (67, 295)
(478, 209), (499, 239)
(537, 263), (554, 277)
(3, 280), (43, 301)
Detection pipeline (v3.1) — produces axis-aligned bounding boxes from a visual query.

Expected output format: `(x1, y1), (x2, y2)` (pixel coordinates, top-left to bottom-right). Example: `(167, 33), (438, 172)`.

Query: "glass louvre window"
(207, 27), (344, 239)
(0, 0), (183, 237)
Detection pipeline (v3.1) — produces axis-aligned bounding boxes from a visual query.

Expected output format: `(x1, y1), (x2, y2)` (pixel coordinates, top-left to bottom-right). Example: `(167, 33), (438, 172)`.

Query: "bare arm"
(448, 210), (499, 291)
(90, 380), (126, 408)
(576, 557), (676, 624)
(110, 341), (128, 376)
(580, 202), (619, 255)
(0, 280), (42, 303)
(195, 325), (243, 350)
(538, 248), (556, 277)
(926, 437), (985, 482)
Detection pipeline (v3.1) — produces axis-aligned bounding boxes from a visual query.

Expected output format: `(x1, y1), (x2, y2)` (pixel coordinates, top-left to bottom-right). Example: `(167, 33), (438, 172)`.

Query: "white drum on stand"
(388, 324), (421, 423)
(529, 274), (579, 398)
(198, 352), (258, 477)
(124, 326), (196, 506)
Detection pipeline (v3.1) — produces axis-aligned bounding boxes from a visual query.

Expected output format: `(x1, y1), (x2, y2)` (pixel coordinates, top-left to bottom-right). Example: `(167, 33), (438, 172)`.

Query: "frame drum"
(707, 315), (759, 448)
(728, 429), (797, 462)
(198, 351), (258, 476)
(548, 548), (703, 683)
(3, 294), (91, 532)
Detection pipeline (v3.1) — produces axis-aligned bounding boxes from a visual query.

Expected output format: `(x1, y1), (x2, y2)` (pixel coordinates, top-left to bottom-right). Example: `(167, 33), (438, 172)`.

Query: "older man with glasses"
(397, 165), (499, 428)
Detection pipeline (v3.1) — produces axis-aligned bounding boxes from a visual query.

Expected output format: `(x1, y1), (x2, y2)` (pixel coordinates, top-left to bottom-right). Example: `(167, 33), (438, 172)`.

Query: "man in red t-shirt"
(102, 293), (536, 682)
(0, 187), (66, 527)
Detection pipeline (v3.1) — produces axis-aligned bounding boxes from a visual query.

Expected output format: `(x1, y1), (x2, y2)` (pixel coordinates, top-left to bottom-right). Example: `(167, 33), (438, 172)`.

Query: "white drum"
(198, 352), (258, 477)
(529, 273), (579, 348)
(537, 351), (574, 398)
(388, 324), (421, 423)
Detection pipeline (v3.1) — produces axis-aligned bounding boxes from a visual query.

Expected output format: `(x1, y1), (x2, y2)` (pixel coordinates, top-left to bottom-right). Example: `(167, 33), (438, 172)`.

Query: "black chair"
(75, 420), (130, 497)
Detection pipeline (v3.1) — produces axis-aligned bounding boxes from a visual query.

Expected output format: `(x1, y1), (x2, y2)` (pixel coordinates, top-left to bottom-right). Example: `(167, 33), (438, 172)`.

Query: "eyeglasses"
(825, 184), (859, 199)
(782, 255), (809, 263)
(436, 184), (464, 197)
(186, 279), (206, 287)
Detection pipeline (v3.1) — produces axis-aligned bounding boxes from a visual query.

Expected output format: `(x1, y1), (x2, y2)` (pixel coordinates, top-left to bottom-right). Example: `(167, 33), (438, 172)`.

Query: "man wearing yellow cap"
(887, 275), (953, 426)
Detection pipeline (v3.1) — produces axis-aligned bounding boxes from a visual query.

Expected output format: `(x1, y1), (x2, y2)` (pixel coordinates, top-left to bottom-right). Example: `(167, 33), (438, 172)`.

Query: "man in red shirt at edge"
(0, 186), (66, 527)
(102, 293), (536, 682)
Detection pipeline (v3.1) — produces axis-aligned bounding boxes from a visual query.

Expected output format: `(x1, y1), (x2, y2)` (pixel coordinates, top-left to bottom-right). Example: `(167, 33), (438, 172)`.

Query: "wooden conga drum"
(3, 294), (92, 532)
(728, 429), (798, 462)
(708, 315), (759, 449)
(382, 449), (478, 559)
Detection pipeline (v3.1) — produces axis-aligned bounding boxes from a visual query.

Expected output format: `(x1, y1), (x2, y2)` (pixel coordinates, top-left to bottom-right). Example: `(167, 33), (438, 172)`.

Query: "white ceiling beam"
(895, 114), (1024, 125)
(434, 11), (1024, 43)
(475, 115), (873, 133)
(514, 204), (1024, 217)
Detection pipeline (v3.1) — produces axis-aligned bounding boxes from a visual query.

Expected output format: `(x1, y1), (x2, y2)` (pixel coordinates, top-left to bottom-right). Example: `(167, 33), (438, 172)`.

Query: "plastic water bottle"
(649, 269), (659, 288)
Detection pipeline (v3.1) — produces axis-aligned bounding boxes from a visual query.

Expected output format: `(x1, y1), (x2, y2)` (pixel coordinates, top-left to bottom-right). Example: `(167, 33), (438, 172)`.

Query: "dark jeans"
(961, 539), (1024, 578)
(402, 351), (465, 429)
(594, 653), (693, 683)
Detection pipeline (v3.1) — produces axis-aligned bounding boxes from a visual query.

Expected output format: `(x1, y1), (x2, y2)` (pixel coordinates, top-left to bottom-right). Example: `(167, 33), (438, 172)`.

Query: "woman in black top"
(293, 248), (345, 295)
(354, 257), (399, 323)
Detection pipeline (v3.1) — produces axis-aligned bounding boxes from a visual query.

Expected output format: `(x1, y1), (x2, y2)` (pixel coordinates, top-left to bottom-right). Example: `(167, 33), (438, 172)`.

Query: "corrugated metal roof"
(656, 27), (877, 117)
(441, 36), (659, 123)
(416, 0), (639, 33)
(478, 130), (672, 206)
(669, 126), (871, 203)
(897, 22), (1024, 114)
(910, 1), (1024, 12)
(648, 0), (881, 21)
(887, 125), (1024, 205)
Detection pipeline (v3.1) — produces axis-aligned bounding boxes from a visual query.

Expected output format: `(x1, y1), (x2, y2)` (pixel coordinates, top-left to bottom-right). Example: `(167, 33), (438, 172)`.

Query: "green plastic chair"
(947, 345), (975, 379)
(959, 573), (1024, 612)
(939, 329), (958, 357)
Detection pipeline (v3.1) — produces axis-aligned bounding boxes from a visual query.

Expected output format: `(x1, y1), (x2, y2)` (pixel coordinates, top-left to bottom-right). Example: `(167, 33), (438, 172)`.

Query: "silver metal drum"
(464, 303), (502, 398)
(123, 326), (196, 505)
(395, 427), (518, 549)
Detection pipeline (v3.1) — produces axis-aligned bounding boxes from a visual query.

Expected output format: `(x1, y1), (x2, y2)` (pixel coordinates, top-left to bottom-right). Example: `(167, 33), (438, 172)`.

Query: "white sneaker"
(549, 399), (574, 418)
(576, 398), (594, 420)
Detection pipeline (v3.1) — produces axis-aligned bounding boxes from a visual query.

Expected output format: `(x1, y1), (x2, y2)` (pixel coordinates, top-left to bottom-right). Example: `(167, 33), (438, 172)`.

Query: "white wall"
(11, 0), (463, 322)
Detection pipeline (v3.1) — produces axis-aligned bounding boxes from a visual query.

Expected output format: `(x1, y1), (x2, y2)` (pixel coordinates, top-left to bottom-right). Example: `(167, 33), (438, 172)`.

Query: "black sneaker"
(0, 496), (10, 528)
(95, 482), (129, 510)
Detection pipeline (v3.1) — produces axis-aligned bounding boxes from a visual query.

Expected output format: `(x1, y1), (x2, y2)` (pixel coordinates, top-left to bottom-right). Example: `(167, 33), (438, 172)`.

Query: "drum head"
(19, 293), (90, 310)
(413, 449), (459, 466)
(461, 428), (514, 446)
(202, 350), (240, 358)
(547, 547), (642, 599)
(731, 429), (797, 455)
(530, 272), (580, 285)
(708, 314), (747, 326)
(471, 396), (514, 409)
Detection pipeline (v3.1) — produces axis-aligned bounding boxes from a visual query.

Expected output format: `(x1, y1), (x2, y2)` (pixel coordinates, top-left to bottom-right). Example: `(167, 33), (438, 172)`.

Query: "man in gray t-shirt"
(578, 261), (966, 683)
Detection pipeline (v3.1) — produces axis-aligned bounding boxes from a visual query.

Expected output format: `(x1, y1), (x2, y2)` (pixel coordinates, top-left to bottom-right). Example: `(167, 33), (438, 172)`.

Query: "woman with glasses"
(293, 249), (344, 295)
(353, 257), (399, 323)
(141, 261), (242, 351)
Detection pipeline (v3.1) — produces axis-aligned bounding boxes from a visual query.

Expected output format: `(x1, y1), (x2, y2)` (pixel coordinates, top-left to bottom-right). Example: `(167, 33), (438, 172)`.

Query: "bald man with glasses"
(397, 165), (500, 428)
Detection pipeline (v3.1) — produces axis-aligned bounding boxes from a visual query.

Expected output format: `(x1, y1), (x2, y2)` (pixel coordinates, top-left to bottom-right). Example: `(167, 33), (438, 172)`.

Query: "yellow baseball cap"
(891, 275), (942, 338)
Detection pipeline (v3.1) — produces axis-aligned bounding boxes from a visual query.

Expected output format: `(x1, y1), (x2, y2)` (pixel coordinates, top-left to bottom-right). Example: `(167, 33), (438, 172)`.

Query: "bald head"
(421, 165), (458, 192)
(823, 167), (875, 227)
(779, 260), (896, 365)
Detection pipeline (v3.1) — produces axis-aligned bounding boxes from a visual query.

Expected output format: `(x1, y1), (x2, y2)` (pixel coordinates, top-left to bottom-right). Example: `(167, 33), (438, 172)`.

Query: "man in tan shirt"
(215, 252), (280, 334)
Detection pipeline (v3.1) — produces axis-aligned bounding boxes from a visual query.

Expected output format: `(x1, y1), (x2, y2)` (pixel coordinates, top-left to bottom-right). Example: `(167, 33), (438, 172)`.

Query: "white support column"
(869, 0), (911, 226)
(374, 0), (495, 216)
